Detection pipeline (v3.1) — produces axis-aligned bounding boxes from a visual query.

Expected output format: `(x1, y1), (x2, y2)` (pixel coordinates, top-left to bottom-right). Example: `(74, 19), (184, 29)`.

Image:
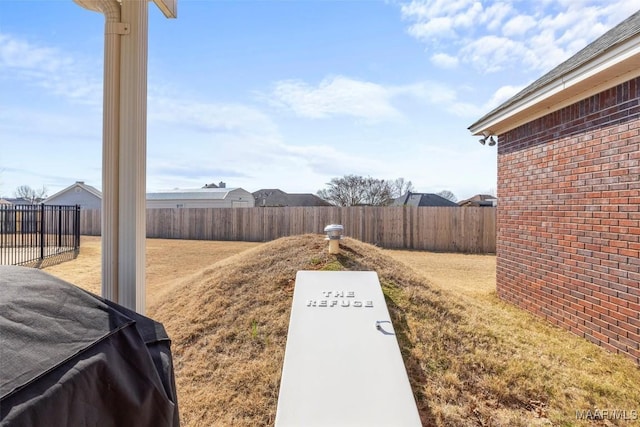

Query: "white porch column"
(74, 0), (175, 314)
(118, 0), (148, 313)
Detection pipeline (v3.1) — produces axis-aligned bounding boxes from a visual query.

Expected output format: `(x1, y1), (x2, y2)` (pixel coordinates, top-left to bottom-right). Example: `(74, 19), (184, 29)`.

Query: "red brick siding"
(497, 77), (640, 364)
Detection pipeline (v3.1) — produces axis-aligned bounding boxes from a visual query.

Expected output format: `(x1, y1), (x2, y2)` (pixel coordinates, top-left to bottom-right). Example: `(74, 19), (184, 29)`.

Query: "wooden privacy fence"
(81, 206), (496, 253)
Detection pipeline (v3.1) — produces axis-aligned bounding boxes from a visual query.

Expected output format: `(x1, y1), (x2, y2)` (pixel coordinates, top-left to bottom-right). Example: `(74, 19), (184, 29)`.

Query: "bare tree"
(362, 177), (394, 206)
(390, 178), (414, 198)
(317, 175), (409, 206)
(436, 190), (457, 202)
(14, 185), (48, 204)
(317, 175), (366, 206)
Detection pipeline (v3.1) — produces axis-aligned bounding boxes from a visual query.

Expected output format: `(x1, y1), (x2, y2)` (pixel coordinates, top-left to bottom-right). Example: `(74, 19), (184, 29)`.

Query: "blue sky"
(1, 0), (638, 201)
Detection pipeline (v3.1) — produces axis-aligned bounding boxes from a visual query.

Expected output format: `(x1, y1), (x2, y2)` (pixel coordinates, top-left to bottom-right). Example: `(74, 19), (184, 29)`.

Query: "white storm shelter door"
(275, 271), (421, 427)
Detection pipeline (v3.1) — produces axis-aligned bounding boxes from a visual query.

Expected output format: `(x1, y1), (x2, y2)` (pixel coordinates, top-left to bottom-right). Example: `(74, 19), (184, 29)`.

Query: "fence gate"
(0, 204), (81, 266)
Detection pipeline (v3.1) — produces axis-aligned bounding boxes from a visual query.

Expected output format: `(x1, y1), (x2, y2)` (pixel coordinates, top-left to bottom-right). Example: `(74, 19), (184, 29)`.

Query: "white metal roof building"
(146, 188), (255, 209)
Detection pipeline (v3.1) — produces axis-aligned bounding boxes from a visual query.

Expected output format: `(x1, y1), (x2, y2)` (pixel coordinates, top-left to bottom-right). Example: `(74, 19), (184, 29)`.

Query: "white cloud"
(430, 52), (459, 68)
(402, 81), (456, 105)
(277, 143), (386, 177)
(0, 106), (99, 139)
(396, 80), (512, 119)
(0, 33), (101, 104)
(400, 0), (478, 21)
(143, 73), (503, 195)
(407, 17), (455, 40)
(267, 76), (403, 121)
(399, 0), (636, 74)
(144, 97), (392, 193)
(402, 0), (482, 41)
(527, 29), (571, 71)
(451, 1), (483, 28)
(145, 85), (393, 190)
(431, 82), (525, 119)
(0, 34), (63, 71)
(502, 14), (537, 37)
(411, 79), (516, 118)
(149, 97), (278, 137)
(482, 2), (513, 32)
(265, 75), (497, 120)
(485, 84), (525, 110)
(460, 35), (524, 73)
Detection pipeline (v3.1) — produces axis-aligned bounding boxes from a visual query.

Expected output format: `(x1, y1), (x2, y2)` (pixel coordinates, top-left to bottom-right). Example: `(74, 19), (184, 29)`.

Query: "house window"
(176, 204), (184, 208)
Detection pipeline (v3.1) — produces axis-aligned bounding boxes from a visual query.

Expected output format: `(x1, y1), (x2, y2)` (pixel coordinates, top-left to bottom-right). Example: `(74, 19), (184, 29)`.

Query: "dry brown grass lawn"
(44, 236), (261, 307)
(43, 235), (640, 427)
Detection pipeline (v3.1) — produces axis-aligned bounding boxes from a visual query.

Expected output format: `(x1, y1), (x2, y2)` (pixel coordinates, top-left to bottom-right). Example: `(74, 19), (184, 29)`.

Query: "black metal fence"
(0, 204), (81, 266)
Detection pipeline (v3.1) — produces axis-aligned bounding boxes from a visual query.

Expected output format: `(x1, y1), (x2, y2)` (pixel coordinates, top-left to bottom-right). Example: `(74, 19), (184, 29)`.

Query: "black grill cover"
(0, 266), (180, 427)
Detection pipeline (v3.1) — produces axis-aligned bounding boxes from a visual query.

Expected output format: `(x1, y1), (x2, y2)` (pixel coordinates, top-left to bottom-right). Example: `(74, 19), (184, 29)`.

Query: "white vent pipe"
(324, 224), (344, 254)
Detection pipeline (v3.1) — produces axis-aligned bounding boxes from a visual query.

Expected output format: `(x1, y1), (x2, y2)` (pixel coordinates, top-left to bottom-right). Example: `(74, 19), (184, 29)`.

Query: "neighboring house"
(253, 189), (332, 207)
(146, 187), (255, 208)
(392, 192), (459, 207)
(2, 197), (41, 205)
(203, 181), (226, 189)
(43, 181), (102, 209)
(468, 11), (640, 364)
(458, 194), (497, 207)
(0, 198), (14, 205)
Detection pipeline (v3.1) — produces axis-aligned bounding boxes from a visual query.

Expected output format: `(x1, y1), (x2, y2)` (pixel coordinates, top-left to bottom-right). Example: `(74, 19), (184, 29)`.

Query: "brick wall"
(497, 77), (640, 364)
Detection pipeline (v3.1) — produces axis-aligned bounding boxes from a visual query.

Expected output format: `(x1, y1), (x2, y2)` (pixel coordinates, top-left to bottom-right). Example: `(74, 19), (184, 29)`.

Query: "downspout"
(73, 0), (123, 305)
